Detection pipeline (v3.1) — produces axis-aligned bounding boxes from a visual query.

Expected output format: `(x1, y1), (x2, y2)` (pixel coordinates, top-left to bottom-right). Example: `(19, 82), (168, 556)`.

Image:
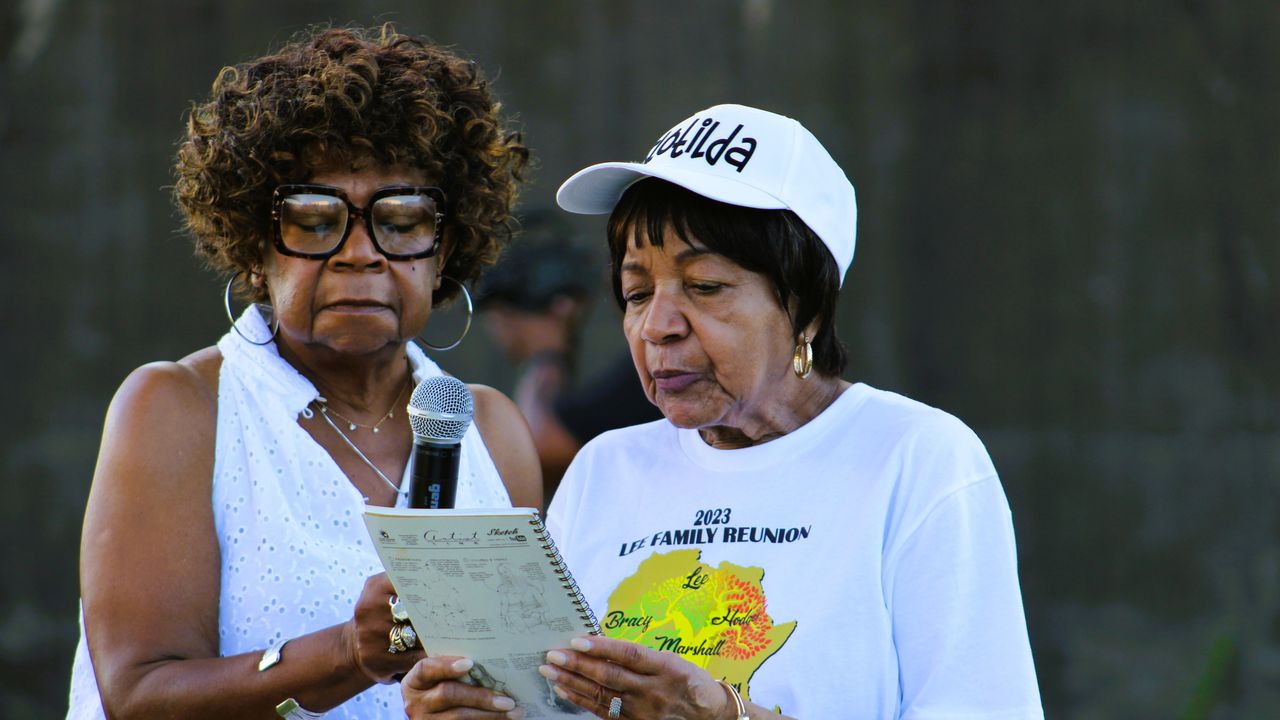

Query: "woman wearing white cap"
(402, 104), (1041, 719)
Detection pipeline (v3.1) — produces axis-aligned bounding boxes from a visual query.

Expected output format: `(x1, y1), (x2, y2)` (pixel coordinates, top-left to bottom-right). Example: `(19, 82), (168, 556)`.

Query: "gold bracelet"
(717, 680), (749, 720)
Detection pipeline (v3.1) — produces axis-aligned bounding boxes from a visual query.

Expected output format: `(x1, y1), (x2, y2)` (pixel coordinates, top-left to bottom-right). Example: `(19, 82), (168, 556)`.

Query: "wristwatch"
(276, 698), (325, 719)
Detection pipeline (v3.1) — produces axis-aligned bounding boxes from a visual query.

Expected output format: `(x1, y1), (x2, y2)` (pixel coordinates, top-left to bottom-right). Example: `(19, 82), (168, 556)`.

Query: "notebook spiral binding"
(529, 513), (600, 634)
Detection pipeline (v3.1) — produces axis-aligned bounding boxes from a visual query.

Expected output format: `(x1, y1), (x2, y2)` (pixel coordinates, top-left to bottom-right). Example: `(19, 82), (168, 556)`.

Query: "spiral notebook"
(363, 506), (598, 717)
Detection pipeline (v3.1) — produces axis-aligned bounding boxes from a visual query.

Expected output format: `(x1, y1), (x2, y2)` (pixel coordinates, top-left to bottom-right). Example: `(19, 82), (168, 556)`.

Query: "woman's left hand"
(539, 635), (733, 719)
(346, 573), (426, 684)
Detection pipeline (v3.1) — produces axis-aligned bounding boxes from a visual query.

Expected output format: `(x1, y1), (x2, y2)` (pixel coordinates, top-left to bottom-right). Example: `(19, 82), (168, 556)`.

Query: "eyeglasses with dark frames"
(271, 184), (446, 260)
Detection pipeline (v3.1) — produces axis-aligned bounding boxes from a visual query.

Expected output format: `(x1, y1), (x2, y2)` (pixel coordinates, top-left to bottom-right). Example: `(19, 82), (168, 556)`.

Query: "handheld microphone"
(406, 376), (474, 509)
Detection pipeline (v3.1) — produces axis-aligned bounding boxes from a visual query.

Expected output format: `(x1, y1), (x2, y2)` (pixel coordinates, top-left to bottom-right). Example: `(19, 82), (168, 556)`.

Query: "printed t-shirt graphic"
(601, 549), (794, 700)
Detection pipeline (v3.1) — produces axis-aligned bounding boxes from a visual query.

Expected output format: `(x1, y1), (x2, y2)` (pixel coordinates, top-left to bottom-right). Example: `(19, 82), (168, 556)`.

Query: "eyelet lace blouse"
(68, 307), (512, 719)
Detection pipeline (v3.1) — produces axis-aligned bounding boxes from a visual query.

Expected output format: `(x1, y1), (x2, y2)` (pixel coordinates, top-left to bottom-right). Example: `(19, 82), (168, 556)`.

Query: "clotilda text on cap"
(645, 114), (758, 173)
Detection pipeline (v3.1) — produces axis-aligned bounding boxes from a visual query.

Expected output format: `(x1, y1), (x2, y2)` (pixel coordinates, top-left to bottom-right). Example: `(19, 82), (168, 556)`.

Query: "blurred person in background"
(69, 25), (540, 719)
(404, 104), (1043, 719)
(477, 208), (660, 500)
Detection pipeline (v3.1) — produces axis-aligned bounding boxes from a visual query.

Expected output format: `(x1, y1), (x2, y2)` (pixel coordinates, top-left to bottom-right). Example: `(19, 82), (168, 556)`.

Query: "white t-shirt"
(547, 383), (1043, 719)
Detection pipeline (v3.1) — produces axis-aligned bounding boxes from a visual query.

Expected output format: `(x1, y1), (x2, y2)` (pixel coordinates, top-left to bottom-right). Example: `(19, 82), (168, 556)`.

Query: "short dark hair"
(174, 24), (528, 303)
(605, 178), (847, 377)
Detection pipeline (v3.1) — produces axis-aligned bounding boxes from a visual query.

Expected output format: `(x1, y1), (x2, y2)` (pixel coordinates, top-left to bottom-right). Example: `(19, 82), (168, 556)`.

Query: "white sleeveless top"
(68, 308), (513, 719)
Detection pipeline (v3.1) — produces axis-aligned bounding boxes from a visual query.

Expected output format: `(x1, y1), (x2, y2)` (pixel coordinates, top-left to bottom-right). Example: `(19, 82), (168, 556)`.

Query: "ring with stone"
(607, 695), (623, 719)
(389, 595), (411, 623)
(399, 622), (419, 649)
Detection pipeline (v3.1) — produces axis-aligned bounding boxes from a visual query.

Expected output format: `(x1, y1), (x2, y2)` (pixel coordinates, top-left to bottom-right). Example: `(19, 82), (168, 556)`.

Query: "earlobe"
(435, 235), (453, 275)
(432, 249), (451, 292)
(804, 317), (822, 340)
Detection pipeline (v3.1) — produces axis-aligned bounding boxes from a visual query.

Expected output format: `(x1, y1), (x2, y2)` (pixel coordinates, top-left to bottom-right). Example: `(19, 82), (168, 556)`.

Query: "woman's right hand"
(402, 656), (522, 719)
(346, 573), (426, 684)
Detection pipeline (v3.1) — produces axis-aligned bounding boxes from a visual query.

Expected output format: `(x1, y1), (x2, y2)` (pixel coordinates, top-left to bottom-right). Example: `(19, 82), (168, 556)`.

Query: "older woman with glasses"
(404, 105), (1043, 719)
(68, 26), (540, 719)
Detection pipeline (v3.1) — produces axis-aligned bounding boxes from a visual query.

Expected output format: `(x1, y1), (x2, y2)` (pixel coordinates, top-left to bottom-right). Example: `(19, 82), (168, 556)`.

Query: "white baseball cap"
(556, 103), (857, 284)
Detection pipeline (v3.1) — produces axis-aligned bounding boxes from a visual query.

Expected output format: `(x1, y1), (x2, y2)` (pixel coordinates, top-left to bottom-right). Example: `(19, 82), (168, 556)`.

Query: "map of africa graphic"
(602, 549), (795, 700)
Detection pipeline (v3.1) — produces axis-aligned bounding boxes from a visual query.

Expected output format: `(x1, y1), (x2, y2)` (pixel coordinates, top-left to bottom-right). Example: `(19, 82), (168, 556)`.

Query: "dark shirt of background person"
(476, 208), (661, 502)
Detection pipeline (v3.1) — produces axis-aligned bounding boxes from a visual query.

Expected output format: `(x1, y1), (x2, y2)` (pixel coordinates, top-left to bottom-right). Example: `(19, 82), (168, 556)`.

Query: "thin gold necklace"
(314, 403), (404, 497)
(306, 364), (414, 498)
(316, 375), (412, 434)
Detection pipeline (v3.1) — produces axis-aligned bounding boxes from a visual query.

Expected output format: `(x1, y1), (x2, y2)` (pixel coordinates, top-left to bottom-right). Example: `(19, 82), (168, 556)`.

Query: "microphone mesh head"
(408, 375), (474, 443)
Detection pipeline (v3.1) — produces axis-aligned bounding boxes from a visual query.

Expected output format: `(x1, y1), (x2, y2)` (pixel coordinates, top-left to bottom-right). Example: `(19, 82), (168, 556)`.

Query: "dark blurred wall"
(1, 1), (1275, 717)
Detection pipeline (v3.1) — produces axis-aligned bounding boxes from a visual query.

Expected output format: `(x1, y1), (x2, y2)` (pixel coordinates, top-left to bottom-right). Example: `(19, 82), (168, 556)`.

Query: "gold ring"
(388, 624), (409, 654)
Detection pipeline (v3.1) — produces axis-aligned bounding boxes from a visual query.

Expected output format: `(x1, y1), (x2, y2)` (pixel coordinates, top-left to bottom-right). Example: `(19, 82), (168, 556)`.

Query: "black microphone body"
(405, 375), (474, 510)
(408, 440), (461, 509)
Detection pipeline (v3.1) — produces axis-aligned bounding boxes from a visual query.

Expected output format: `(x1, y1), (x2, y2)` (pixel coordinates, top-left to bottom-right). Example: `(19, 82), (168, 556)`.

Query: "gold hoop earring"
(792, 335), (813, 379)
(419, 277), (473, 352)
(224, 276), (279, 346)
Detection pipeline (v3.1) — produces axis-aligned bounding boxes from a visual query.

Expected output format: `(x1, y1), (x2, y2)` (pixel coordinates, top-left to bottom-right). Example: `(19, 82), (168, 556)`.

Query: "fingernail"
(506, 711), (524, 720)
(546, 650), (568, 666)
(538, 664), (558, 680)
(569, 637), (592, 652)
(552, 684), (569, 700)
(451, 658), (474, 673)
(492, 695), (516, 711)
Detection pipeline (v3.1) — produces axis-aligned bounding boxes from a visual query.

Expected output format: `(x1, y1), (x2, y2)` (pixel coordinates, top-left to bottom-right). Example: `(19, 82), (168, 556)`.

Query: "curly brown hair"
(174, 24), (529, 303)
